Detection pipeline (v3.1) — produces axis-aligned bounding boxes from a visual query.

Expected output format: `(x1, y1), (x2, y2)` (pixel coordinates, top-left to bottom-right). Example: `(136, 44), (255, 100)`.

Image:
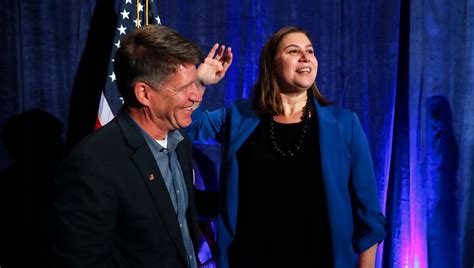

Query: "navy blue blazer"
(53, 111), (200, 267)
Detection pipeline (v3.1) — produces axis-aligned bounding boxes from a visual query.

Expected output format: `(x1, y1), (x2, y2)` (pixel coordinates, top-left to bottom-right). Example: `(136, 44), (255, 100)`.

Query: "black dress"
(229, 115), (332, 267)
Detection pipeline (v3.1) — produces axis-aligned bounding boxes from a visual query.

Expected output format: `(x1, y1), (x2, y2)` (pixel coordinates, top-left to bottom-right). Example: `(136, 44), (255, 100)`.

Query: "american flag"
(95, 0), (161, 129)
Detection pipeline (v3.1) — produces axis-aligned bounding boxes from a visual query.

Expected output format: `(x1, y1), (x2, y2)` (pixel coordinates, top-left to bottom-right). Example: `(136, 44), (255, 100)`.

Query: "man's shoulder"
(66, 119), (125, 159)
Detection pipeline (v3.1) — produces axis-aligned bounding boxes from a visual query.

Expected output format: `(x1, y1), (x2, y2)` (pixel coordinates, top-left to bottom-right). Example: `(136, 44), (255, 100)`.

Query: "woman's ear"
(134, 82), (151, 107)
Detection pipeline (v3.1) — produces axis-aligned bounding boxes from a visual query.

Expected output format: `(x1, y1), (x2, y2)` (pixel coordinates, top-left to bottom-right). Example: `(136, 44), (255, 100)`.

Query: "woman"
(191, 26), (386, 267)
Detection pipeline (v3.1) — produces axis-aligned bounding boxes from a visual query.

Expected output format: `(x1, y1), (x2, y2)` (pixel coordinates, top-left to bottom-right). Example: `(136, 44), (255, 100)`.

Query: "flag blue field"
(96, 0), (161, 128)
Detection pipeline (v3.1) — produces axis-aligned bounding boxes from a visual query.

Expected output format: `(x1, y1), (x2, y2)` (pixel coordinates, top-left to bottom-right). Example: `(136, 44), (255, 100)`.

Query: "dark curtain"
(0, 0), (472, 267)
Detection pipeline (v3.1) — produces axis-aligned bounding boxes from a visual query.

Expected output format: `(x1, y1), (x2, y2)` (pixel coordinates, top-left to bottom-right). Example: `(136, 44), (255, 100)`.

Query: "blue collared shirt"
(140, 128), (197, 268)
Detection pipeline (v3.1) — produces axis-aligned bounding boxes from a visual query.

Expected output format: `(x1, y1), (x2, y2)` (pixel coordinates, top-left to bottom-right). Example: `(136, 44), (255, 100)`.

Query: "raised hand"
(197, 43), (233, 86)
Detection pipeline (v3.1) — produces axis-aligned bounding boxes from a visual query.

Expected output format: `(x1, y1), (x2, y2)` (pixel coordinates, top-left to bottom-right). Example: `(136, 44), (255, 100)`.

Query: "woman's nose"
(299, 52), (310, 62)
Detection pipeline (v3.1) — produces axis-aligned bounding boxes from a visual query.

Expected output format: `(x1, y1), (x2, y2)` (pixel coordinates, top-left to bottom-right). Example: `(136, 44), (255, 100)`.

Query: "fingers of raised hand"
(223, 47), (233, 69)
(216, 45), (225, 60)
(207, 43), (228, 60)
(206, 43), (220, 59)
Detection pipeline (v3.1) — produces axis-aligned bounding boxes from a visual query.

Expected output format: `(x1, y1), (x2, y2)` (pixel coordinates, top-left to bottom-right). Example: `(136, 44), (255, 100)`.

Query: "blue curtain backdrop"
(0, 0), (472, 267)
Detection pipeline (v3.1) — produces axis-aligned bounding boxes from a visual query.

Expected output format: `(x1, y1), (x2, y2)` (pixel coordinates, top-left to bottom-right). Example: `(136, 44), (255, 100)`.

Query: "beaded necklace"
(268, 95), (311, 157)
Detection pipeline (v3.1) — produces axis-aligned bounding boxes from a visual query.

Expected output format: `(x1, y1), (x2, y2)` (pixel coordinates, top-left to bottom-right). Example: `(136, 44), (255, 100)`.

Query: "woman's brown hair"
(253, 26), (331, 117)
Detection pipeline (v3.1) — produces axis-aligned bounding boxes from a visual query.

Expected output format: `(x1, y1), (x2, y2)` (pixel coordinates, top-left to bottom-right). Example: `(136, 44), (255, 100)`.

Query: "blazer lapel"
(313, 100), (342, 189)
(116, 112), (188, 261)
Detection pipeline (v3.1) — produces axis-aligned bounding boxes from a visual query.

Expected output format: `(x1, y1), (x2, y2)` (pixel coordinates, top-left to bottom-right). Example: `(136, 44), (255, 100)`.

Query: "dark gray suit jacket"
(53, 110), (200, 267)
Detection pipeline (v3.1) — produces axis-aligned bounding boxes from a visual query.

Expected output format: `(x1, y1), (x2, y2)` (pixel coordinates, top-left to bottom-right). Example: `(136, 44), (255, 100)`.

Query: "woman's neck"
(274, 93), (308, 123)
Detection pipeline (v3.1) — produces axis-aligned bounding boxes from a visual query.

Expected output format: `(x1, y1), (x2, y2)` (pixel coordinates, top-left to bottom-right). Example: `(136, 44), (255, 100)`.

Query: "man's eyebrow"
(172, 80), (195, 92)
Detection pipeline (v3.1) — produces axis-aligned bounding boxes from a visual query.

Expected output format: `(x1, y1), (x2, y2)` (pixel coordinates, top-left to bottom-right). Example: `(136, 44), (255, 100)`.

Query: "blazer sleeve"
(53, 150), (119, 267)
(348, 113), (386, 253)
(186, 106), (226, 144)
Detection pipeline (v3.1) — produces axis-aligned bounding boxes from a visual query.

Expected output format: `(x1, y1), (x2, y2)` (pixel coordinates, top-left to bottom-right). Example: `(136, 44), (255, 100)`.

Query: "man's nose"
(189, 83), (203, 102)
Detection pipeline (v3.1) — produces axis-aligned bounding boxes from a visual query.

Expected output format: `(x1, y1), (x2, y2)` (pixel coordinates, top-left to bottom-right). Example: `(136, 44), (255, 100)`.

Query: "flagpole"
(145, 0), (149, 26)
(136, 0), (140, 28)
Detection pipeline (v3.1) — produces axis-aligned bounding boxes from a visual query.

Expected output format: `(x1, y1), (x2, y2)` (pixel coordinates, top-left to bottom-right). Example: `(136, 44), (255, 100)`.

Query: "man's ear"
(134, 82), (151, 107)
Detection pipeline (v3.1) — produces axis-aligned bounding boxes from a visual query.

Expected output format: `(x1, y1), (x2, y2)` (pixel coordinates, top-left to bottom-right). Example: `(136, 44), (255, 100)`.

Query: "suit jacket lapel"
(116, 111), (188, 261)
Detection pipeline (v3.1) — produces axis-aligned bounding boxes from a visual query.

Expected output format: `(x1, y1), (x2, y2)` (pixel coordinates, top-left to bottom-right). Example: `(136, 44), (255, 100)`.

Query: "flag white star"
(120, 9), (130, 19)
(97, 0), (164, 129)
(134, 19), (142, 27)
(109, 72), (116, 82)
(117, 24), (127, 35)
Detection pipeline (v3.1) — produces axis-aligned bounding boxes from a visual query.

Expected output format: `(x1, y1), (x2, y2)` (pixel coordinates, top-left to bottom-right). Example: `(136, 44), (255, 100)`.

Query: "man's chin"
(178, 120), (192, 129)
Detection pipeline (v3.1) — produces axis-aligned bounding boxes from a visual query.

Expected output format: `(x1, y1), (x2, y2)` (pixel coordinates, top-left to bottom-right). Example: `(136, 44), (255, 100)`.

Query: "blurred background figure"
(0, 109), (65, 267)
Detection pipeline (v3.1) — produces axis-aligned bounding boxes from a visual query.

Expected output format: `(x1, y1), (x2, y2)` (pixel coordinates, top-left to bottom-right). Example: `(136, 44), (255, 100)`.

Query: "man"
(53, 25), (232, 267)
